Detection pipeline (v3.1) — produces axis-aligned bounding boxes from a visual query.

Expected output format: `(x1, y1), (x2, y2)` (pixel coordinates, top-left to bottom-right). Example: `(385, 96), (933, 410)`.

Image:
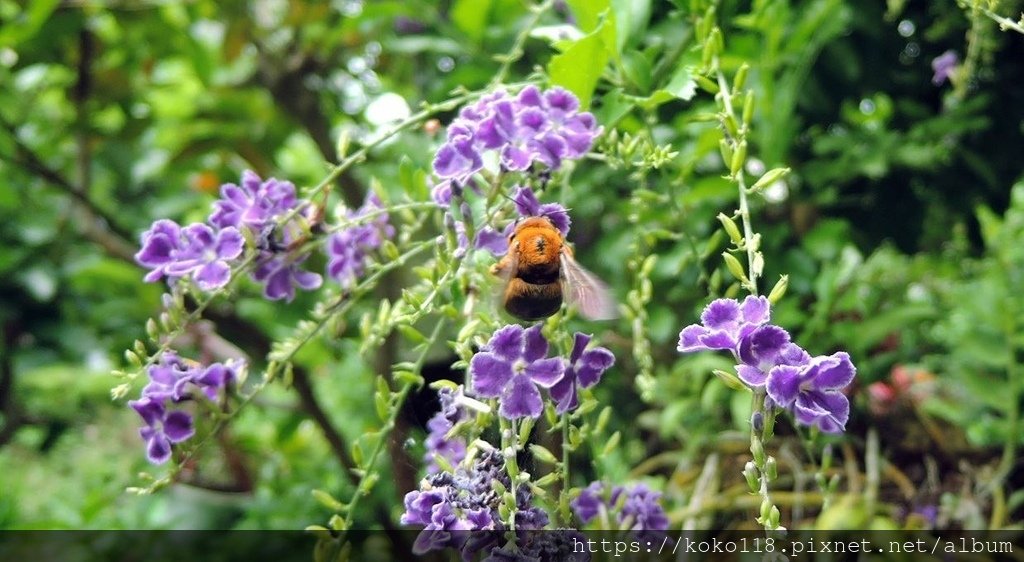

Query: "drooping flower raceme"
(469, 324), (564, 419)
(677, 297), (856, 433)
(326, 192), (396, 288)
(127, 352), (243, 464)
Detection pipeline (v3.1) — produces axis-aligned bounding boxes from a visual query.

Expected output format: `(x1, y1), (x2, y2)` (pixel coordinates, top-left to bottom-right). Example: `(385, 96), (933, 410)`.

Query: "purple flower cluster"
(423, 387), (467, 474)
(137, 171), (395, 301)
(127, 352), (243, 464)
(326, 192), (395, 289)
(432, 86), (601, 189)
(572, 482), (670, 538)
(401, 449), (548, 557)
(469, 325), (614, 419)
(208, 171), (323, 301)
(677, 296), (856, 433)
(136, 220), (244, 290)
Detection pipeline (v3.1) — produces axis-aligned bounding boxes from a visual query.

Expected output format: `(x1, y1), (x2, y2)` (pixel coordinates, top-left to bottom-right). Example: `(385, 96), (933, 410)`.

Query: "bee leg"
(490, 254), (512, 276)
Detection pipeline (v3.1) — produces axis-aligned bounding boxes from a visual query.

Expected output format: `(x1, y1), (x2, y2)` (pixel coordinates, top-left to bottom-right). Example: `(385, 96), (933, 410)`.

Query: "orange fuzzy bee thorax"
(511, 218), (563, 269)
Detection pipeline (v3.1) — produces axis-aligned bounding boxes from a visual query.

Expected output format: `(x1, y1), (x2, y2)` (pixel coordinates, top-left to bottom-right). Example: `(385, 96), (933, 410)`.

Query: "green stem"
(714, 59), (758, 295)
(341, 317), (448, 530)
(561, 414), (571, 525)
(491, 0), (555, 87)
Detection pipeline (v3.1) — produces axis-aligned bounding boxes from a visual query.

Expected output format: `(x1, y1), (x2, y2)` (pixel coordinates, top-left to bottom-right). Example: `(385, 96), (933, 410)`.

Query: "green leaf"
(548, 14), (615, 108)
(611, 0), (650, 52)
(565, 0), (610, 33)
(451, 0), (493, 43)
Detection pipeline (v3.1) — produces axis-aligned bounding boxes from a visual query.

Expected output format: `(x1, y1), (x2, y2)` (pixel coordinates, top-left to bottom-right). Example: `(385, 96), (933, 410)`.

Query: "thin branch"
(292, 367), (359, 478)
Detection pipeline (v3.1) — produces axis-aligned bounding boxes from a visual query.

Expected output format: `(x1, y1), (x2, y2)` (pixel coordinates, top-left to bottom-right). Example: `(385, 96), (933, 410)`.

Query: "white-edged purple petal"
(469, 352), (512, 397)
(766, 364), (803, 407)
(525, 357), (565, 388)
(499, 374), (544, 418)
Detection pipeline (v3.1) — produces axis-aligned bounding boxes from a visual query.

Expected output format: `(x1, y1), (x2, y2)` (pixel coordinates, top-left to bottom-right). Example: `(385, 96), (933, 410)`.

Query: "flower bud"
(743, 461), (760, 492)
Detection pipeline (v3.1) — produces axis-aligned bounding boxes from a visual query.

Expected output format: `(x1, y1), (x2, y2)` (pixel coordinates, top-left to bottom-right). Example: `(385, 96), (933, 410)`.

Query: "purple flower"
(209, 170), (299, 231)
(616, 484), (670, 533)
(511, 185), (571, 235)
(571, 481), (605, 524)
(136, 220), (244, 290)
(572, 482), (669, 535)
(432, 86), (601, 185)
(549, 333), (614, 413)
(931, 50), (958, 86)
(424, 388), (467, 474)
(452, 221), (510, 258)
(129, 397), (195, 464)
(469, 324), (565, 419)
(401, 449), (545, 558)
(734, 325), (810, 387)
(139, 351), (201, 402)
(678, 296), (771, 354)
(678, 296), (857, 434)
(129, 352), (243, 464)
(252, 253), (323, 301)
(136, 220), (184, 283)
(326, 192), (395, 288)
(766, 351), (856, 433)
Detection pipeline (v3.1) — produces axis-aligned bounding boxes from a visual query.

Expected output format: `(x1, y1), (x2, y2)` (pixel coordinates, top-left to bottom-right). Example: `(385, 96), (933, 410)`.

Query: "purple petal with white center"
(469, 352), (512, 397)
(499, 374), (543, 418)
(525, 357), (565, 388)
(488, 324), (524, 362)
(163, 410), (195, 442)
(766, 364), (803, 407)
(738, 324), (791, 368)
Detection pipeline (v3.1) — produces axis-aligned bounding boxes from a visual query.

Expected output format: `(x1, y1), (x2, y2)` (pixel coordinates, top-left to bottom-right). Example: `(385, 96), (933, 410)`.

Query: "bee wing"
(490, 241), (519, 310)
(559, 250), (618, 320)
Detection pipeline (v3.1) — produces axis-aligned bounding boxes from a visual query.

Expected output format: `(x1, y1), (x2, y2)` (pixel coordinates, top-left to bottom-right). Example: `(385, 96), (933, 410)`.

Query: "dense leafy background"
(1, 0), (1023, 531)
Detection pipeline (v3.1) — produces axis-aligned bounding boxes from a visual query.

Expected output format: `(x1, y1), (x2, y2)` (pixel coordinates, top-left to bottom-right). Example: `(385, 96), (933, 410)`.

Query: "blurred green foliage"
(1, 0), (1023, 531)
